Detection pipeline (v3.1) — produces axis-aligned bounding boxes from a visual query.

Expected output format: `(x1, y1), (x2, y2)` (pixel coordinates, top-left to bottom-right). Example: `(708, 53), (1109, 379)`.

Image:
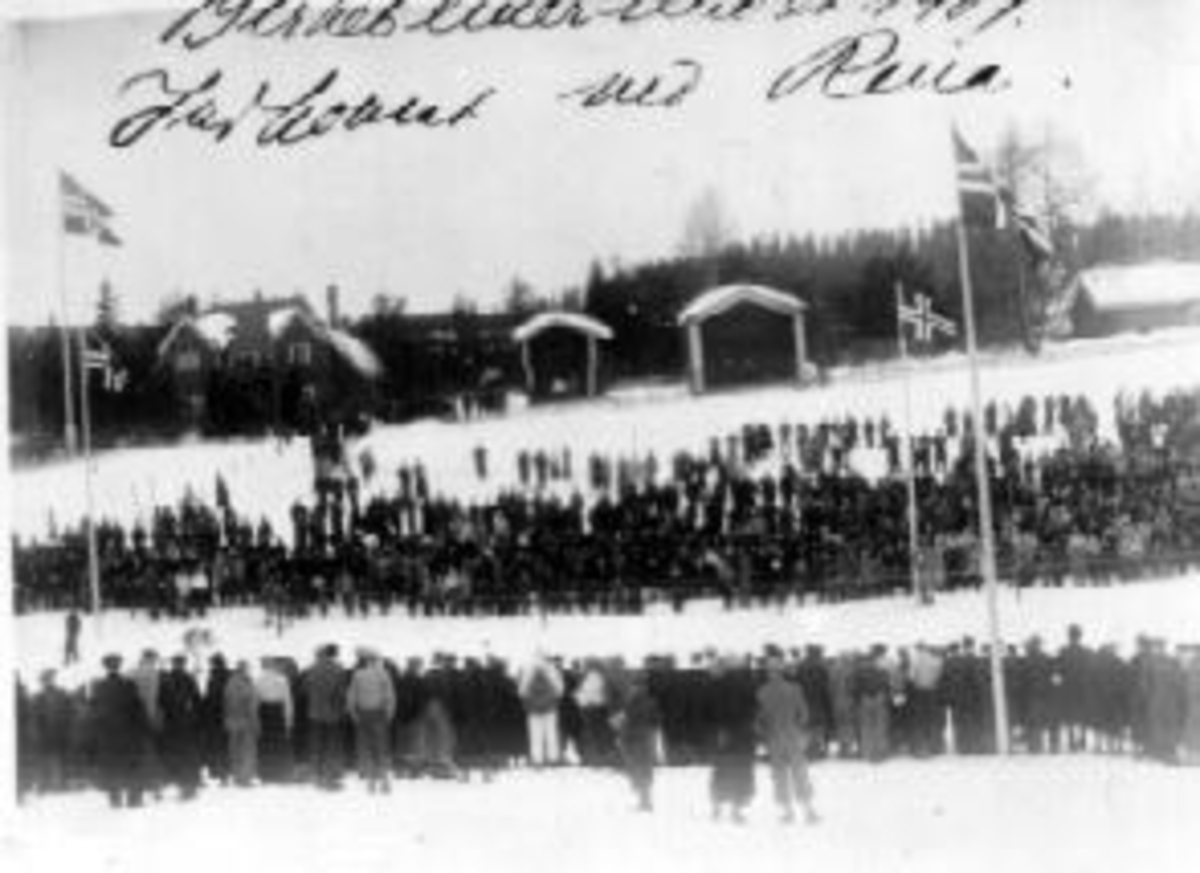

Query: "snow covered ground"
(16, 577), (1200, 685)
(7, 331), (1200, 870)
(6, 757), (1199, 873)
(10, 328), (1200, 546)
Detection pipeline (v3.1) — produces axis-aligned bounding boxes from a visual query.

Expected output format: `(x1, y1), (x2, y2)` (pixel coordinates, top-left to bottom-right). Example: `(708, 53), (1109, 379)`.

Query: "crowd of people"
(12, 389), (1200, 617)
(15, 625), (1200, 814)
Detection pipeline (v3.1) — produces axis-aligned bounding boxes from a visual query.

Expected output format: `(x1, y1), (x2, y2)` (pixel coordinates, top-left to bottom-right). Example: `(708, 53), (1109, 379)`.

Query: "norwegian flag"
(898, 288), (958, 345)
(61, 172), (122, 246)
(953, 129), (1007, 231)
(83, 334), (126, 391)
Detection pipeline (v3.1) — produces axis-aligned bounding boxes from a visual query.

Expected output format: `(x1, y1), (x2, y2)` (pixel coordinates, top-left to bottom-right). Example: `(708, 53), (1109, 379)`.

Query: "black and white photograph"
(3, 1), (1200, 870)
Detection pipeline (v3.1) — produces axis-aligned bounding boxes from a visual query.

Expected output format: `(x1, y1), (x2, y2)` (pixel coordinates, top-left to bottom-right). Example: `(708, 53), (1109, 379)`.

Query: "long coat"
(159, 668), (204, 788)
(706, 669), (757, 806)
(756, 675), (809, 764)
(88, 673), (150, 790)
(615, 685), (661, 790)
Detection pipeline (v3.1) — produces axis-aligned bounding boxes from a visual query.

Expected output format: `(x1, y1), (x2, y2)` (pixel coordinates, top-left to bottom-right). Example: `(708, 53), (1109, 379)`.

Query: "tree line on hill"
(8, 210), (1200, 456)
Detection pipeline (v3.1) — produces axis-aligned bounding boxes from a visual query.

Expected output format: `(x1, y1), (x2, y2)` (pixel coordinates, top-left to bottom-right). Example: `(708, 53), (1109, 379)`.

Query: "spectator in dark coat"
(855, 649), (891, 763)
(158, 655), (204, 799)
(88, 654), (150, 808)
(795, 646), (834, 758)
(32, 669), (74, 794)
(303, 644), (348, 789)
(1016, 637), (1059, 754)
(706, 656), (757, 822)
(1058, 625), (1094, 752)
(201, 654), (231, 784)
(612, 671), (661, 812)
(64, 610), (82, 666)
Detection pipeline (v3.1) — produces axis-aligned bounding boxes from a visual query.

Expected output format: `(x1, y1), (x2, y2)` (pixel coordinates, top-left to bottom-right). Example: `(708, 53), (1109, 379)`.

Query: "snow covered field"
(10, 328), (1200, 546)
(16, 577), (1200, 684)
(6, 758), (1199, 873)
(7, 332), (1200, 871)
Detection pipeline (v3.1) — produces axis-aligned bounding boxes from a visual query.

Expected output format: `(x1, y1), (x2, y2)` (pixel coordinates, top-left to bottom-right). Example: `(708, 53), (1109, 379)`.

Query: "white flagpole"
(953, 194), (1011, 756)
(77, 328), (104, 633)
(57, 194), (78, 455)
(895, 282), (925, 604)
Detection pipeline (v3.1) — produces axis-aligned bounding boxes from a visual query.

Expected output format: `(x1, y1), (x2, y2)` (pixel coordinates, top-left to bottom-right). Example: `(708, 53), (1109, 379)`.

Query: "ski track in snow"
(6, 760), (1200, 873)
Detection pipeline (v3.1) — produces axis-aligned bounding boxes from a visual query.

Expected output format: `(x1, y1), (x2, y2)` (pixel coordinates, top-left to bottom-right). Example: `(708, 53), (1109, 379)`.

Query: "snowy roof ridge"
(1080, 260), (1200, 311)
(513, 311), (614, 343)
(678, 283), (807, 325)
(327, 327), (382, 379)
(156, 311), (237, 357)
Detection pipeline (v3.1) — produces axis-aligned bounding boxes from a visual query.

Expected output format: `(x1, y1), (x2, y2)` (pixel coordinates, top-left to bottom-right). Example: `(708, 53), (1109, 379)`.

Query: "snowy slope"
(11, 328), (1200, 546)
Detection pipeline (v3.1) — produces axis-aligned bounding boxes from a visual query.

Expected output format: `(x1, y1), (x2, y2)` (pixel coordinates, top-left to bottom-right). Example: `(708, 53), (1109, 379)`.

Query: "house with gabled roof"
(157, 286), (380, 429)
(1048, 261), (1200, 338)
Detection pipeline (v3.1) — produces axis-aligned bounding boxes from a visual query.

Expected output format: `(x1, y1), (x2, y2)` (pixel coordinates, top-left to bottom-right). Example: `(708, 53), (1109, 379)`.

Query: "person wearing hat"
(158, 655), (204, 800)
(518, 651), (565, 768)
(31, 668), (73, 794)
(255, 657), (295, 784)
(706, 653), (757, 823)
(346, 647), (396, 794)
(303, 644), (348, 789)
(757, 647), (819, 824)
(223, 660), (260, 787)
(201, 654), (232, 785)
(88, 654), (149, 808)
(611, 670), (661, 812)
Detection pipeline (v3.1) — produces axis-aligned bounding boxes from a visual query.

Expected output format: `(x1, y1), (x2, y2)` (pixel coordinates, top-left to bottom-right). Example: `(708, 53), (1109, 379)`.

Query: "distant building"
(678, 283), (809, 393)
(1050, 261), (1200, 338)
(513, 311), (613, 401)
(157, 286), (380, 429)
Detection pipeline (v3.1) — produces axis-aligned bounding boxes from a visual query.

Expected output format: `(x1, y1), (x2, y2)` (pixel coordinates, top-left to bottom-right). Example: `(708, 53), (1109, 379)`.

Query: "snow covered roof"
(513, 311), (614, 343)
(678, 284), (807, 325)
(194, 312), (237, 348)
(327, 328), (382, 379)
(1078, 261), (1200, 311)
(157, 312), (236, 357)
(268, 307), (305, 338)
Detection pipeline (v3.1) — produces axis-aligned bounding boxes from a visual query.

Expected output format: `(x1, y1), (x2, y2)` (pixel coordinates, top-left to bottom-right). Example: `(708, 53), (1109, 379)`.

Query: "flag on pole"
(898, 290), (958, 345)
(83, 333), (123, 391)
(953, 129), (1007, 231)
(61, 172), (122, 246)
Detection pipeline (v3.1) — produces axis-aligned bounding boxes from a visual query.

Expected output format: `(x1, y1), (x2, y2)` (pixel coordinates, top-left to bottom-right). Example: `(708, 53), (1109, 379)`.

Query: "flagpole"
(77, 328), (103, 631)
(57, 204), (78, 455)
(895, 282), (925, 604)
(953, 212), (1010, 756)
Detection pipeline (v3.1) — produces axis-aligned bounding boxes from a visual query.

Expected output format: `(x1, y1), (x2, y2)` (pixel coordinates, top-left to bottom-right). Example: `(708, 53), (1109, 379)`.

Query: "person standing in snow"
(756, 649), (819, 824)
(346, 648), (396, 793)
(223, 660), (260, 786)
(611, 670), (661, 812)
(129, 649), (165, 799)
(706, 654), (757, 823)
(158, 655), (204, 800)
(303, 644), (348, 789)
(519, 652), (564, 767)
(63, 610), (82, 666)
(255, 657), (295, 783)
(87, 654), (150, 808)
